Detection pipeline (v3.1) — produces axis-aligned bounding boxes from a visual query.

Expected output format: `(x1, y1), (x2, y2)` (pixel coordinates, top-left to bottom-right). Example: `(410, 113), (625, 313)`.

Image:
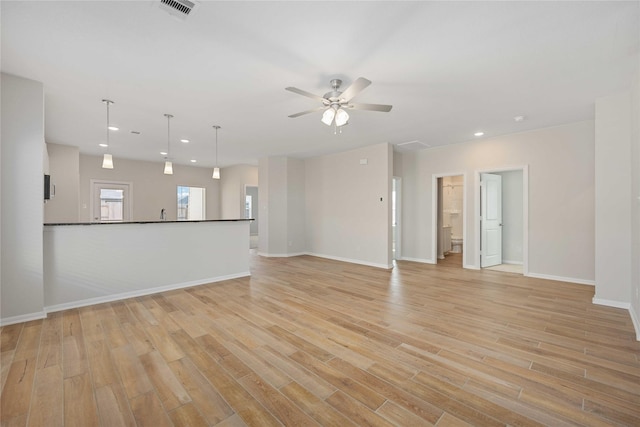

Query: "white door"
(91, 181), (132, 222)
(481, 173), (502, 267)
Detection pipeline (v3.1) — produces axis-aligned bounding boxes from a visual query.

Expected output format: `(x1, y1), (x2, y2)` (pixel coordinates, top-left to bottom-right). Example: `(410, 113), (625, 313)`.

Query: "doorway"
(90, 180), (132, 222)
(432, 173), (466, 267)
(476, 167), (528, 274)
(392, 177), (402, 260)
(177, 186), (206, 220)
(245, 185), (259, 249)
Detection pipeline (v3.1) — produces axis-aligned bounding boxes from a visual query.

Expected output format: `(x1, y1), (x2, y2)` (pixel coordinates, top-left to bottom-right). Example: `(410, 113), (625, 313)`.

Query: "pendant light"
(212, 125), (221, 179)
(164, 113), (174, 175)
(101, 99), (114, 169)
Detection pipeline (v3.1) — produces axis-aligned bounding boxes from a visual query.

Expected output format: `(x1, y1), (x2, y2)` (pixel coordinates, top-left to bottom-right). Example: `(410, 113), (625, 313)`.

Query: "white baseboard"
(257, 252), (306, 258)
(592, 297), (631, 310)
(306, 252), (393, 270)
(502, 260), (523, 265)
(526, 272), (595, 286)
(629, 305), (640, 341)
(45, 272), (250, 314)
(463, 264), (481, 270)
(399, 257), (436, 265)
(0, 311), (47, 327)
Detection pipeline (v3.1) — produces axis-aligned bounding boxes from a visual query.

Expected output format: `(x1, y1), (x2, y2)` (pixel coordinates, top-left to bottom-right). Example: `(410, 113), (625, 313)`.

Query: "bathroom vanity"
(43, 219), (251, 312)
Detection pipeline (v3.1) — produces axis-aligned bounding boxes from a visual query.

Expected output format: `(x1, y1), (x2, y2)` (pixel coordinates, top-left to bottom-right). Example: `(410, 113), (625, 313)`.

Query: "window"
(100, 189), (124, 222)
(177, 186), (206, 220)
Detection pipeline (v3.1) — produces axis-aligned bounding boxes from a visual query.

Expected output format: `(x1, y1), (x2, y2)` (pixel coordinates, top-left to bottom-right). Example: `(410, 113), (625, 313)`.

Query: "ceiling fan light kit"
(286, 77), (392, 129)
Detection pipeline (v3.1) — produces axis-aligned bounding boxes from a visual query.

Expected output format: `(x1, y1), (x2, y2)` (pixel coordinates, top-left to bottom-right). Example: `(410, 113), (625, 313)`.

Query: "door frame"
(474, 165), (529, 274)
(90, 179), (134, 222)
(431, 171), (467, 266)
(392, 176), (402, 260)
(244, 184), (259, 235)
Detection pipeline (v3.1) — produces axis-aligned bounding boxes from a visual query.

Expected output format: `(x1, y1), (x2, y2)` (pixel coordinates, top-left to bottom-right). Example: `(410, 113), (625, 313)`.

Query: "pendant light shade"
(101, 99), (115, 169)
(164, 114), (174, 175)
(102, 153), (114, 169)
(164, 161), (173, 175)
(212, 125), (221, 180)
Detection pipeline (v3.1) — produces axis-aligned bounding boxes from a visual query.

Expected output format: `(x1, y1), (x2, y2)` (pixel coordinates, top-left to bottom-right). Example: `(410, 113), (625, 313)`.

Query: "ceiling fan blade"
(347, 103), (393, 112)
(288, 107), (326, 118)
(339, 77), (371, 102)
(285, 87), (326, 102)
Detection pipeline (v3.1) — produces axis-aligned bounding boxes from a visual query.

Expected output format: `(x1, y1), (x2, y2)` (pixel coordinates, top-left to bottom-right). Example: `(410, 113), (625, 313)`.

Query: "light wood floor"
(2, 253), (639, 426)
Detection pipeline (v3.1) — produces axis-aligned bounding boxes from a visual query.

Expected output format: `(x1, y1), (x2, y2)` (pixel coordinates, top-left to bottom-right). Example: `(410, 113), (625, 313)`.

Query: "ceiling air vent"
(394, 140), (431, 152)
(158, 0), (198, 20)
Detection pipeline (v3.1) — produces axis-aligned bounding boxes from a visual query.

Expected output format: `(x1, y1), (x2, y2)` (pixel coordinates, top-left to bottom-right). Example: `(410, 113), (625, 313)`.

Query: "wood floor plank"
(0, 323), (24, 353)
(62, 310), (88, 379)
(110, 344), (154, 399)
(238, 372), (318, 426)
(13, 321), (42, 362)
(280, 380), (356, 427)
(168, 357), (234, 425)
(167, 403), (208, 427)
(95, 383), (137, 427)
(26, 365), (63, 427)
(2, 252), (639, 426)
(139, 350), (191, 411)
(63, 372), (99, 427)
(35, 312), (62, 370)
(1, 358), (37, 423)
(129, 391), (173, 427)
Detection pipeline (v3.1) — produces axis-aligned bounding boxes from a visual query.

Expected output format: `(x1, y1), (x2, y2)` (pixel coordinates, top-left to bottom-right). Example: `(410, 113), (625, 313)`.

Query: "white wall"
(258, 157), (305, 256)
(79, 154), (221, 222)
(305, 143), (392, 268)
(594, 92), (632, 306)
(631, 70), (640, 337)
(0, 73), (46, 324)
(287, 158), (306, 255)
(400, 121), (595, 283)
(44, 143), (80, 223)
(496, 170), (523, 264)
(220, 164), (258, 219)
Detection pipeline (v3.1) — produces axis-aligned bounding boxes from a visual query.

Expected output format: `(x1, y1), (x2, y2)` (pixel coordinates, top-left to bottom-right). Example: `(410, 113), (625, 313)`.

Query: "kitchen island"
(43, 219), (251, 312)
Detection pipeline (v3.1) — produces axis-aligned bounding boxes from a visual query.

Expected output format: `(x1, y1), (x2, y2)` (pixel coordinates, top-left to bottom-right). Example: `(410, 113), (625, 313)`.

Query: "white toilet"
(451, 237), (463, 253)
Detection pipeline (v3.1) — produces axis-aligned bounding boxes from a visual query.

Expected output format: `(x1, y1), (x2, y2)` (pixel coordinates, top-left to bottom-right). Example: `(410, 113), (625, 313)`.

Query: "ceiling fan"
(285, 77), (392, 127)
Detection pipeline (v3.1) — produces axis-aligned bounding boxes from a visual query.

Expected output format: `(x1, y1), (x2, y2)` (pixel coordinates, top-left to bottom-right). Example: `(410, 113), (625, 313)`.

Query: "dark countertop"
(45, 219), (253, 226)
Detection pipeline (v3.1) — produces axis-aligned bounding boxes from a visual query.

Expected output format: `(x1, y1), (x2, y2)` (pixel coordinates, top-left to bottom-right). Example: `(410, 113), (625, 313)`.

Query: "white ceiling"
(2, 1), (638, 168)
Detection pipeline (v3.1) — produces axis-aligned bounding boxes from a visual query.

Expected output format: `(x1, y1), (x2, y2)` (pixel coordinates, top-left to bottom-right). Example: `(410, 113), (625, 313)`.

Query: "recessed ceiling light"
(514, 115), (525, 122)
(181, 139), (190, 143)
(474, 132), (484, 137)
(99, 143), (108, 147)
(108, 126), (119, 131)
(160, 151), (167, 156)
(190, 159), (197, 163)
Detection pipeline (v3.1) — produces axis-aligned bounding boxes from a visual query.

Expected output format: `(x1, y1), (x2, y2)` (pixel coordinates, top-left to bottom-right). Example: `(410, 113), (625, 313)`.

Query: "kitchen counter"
(44, 220), (251, 312)
(45, 218), (252, 226)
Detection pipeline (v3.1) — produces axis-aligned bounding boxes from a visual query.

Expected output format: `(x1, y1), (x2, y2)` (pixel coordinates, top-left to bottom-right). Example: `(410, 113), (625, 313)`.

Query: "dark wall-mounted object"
(44, 174), (51, 200)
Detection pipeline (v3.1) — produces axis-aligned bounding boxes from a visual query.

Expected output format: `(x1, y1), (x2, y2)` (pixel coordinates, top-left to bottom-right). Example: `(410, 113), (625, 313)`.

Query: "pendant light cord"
(165, 114), (173, 158)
